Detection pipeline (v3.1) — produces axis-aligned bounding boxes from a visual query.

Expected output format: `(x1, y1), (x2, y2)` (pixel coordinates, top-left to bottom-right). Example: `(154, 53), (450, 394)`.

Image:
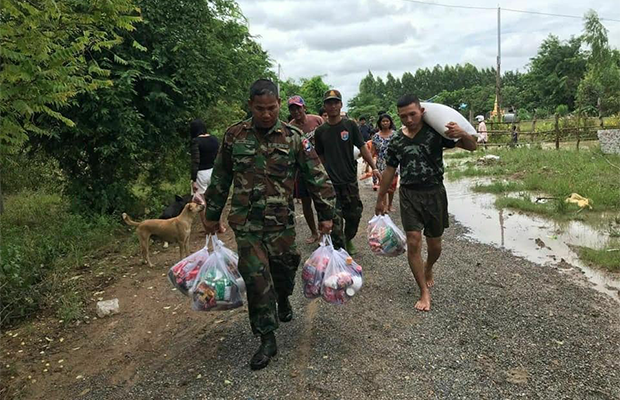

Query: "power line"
(399, 0), (493, 11)
(503, 7), (620, 23)
(399, 0), (620, 23)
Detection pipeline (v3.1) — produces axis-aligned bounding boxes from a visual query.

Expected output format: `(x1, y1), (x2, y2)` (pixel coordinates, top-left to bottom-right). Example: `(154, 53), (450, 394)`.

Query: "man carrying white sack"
(374, 94), (477, 311)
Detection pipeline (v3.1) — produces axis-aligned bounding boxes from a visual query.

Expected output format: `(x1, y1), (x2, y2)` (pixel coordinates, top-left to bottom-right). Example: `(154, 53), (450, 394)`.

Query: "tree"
(32, 0), (271, 214)
(576, 10), (620, 116)
(523, 35), (587, 112)
(0, 0), (141, 150)
(299, 76), (330, 115)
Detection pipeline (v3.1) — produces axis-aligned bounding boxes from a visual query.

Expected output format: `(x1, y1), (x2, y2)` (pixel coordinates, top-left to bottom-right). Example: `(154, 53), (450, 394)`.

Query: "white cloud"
(237, 0), (620, 107)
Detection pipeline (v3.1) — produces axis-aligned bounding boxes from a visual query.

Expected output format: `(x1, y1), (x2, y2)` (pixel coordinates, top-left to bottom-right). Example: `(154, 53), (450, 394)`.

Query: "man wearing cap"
(204, 79), (336, 370)
(288, 95), (326, 244)
(314, 89), (381, 254)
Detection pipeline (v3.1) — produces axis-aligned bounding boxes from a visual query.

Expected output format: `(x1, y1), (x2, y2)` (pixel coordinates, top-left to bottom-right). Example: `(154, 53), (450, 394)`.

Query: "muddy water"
(444, 178), (620, 302)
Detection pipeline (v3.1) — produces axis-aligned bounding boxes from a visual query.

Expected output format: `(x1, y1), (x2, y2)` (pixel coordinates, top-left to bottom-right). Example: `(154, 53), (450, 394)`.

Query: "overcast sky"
(235, 0), (620, 108)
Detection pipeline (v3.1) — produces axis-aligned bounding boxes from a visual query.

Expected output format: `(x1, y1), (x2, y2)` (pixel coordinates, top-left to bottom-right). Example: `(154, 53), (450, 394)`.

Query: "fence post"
(576, 112), (581, 151)
(532, 112), (537, 144)
(554, 113), (560, 150)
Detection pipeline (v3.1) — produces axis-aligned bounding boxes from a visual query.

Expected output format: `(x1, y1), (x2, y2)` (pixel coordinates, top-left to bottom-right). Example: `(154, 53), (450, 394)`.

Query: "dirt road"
(2, 181), (619, 400)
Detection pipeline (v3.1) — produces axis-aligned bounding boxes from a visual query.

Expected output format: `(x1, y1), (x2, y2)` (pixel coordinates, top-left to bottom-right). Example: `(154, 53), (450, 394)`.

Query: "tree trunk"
(598, 96), (604, 128)
(554, 113), (560, 150)
(0, 167), (4, 215)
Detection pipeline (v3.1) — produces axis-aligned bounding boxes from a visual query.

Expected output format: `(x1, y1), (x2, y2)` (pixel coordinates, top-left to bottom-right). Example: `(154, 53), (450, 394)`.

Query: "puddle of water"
(444, 177), (620, 302)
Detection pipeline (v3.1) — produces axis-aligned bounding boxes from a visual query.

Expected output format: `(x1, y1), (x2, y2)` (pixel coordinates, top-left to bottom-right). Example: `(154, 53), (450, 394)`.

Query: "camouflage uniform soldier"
(204, 79), (336, 370)
(375, 94), (477, 312)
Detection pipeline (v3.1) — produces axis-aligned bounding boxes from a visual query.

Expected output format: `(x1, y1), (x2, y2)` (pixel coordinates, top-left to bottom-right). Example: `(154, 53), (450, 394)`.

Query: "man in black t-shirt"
(315, 89), (381, 254)
(359, 117), (372, 141)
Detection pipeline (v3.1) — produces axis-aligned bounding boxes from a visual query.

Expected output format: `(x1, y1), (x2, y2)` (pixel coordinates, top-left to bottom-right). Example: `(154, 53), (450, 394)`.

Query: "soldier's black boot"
(277, 295), (293, 322)
(250, 332), (277, 370)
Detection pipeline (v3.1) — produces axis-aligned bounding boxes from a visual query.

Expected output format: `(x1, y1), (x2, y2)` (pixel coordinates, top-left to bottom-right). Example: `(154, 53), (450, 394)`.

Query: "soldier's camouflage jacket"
(205, 119), (336, 232)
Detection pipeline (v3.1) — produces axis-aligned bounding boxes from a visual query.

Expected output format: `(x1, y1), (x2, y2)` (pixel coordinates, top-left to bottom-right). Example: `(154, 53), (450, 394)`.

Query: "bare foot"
(414, 291), (431, 311)
(425, 262), (434, 288)
(305, 234), (319, 244)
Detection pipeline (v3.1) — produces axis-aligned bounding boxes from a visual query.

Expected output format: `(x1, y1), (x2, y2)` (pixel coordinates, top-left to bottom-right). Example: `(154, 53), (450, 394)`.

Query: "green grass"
(444, 150), (476, 159)
(472, 181), (525, 194)
(448, 147), (620, 212)
(494, 196), (583, 219)
(575, 245), (620, 272)
(0, 191), (124, 326)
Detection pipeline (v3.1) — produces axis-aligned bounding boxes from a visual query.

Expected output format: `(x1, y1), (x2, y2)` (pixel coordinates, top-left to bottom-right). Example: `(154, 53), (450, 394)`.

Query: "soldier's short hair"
(250, 79), (278, 99)
(396, 94), (421, 109)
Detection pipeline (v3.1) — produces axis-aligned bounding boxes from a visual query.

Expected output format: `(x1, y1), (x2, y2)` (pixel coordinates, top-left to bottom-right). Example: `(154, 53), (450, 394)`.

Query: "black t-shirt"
(191, 135), (219, 180)
(315, 118), (365, 185)
(359, 124), (372, 141)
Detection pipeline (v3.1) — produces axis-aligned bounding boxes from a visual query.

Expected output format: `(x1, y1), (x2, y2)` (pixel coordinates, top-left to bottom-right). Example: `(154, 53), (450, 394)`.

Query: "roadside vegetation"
(446, 146), (620, 272)
(447, 146), (620, 212)
(575, 245), (620, 272)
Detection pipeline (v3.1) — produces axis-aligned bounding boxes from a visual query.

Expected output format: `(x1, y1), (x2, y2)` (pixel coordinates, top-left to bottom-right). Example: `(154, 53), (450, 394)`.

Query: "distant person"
(375, 94), (477, 311)
(358, 117), (374, 179)
(314, 89), (381, 254)
(319, 107), (328, 122)
(190, 118), (220, 233)
(372, 113), (398, 210)
(476, 116), (488, 148)
(511, 124), (518, 146)
(359, 117), (372, 141)
(288, 95), (325, 244)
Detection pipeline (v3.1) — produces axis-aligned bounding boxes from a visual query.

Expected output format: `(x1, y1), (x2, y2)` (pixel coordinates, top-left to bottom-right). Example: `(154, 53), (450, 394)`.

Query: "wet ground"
(444, 177), (620, 302)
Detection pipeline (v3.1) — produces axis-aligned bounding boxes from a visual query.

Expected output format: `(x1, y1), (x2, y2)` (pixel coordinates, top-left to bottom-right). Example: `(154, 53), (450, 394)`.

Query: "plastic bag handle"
(368, 214), (381, 224)
(320, 234), (333, 248)
(203, 234), (212, 250)
(211, 233), (224, 252)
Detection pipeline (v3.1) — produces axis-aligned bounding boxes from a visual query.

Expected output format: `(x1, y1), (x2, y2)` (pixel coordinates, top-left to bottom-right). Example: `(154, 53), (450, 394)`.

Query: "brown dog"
(122, 202), (205, 267)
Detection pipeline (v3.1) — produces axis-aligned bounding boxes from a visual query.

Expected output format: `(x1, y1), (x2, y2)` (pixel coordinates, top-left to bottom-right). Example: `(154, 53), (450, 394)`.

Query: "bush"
(0, 191), (119, 325)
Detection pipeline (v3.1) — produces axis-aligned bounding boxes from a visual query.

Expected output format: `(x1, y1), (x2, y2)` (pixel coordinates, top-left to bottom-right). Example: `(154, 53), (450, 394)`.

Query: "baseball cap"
(323, 89), (342, 102)
(287, 95), (305, 107)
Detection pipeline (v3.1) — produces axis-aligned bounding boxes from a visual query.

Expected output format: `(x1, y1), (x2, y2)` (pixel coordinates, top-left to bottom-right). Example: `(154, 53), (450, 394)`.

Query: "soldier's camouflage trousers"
(331, 182), (363, 250)
(234, 227), (301, 335)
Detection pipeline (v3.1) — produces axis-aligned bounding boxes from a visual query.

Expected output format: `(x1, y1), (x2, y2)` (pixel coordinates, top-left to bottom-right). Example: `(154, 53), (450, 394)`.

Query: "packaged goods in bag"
(367, 215), (407, 257)
(301, 235), (334, 299)
(420, 102), (478, 141)
(168, 236), (210, 296)
(321, 249), (363, 305)
(190, 235), (246, 311)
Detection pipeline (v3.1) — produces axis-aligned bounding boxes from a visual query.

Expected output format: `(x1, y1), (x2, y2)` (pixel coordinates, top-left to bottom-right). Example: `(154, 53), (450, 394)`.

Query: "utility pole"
(277, 63), (281, 95)
(496, 6), (502, 121)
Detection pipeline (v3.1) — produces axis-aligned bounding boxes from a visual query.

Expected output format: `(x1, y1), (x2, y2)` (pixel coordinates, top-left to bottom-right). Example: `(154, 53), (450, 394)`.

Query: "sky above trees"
(237, 0), (620, 106)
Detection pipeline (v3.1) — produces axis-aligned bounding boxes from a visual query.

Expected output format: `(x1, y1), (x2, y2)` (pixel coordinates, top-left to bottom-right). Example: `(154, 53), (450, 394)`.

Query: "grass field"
(446, 146), (620, 272)
(446, 146), (620, 213)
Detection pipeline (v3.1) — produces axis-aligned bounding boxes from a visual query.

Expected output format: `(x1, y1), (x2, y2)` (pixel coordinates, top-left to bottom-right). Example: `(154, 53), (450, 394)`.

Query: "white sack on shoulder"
(421, 102), (478, 141)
